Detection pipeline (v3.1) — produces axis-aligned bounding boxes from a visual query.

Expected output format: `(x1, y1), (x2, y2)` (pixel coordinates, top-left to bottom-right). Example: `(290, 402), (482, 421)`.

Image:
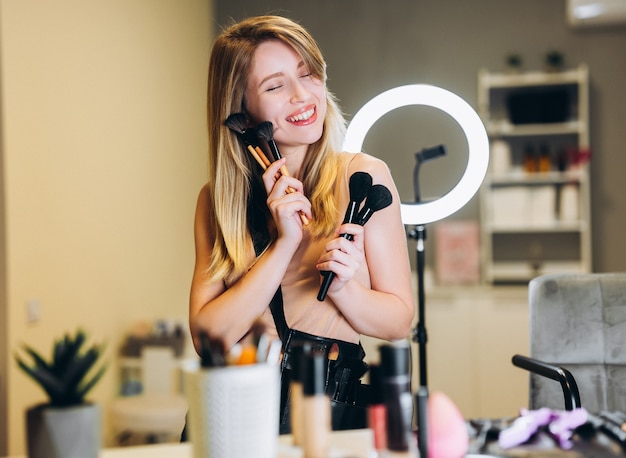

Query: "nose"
(290, 79), (308, 104)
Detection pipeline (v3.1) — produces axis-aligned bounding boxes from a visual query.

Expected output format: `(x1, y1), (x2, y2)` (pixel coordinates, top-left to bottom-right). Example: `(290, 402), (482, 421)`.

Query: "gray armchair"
(517, 272), (626, 413)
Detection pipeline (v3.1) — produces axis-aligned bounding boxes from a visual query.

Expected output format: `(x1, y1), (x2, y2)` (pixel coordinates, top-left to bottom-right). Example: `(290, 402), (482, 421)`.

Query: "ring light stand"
(343, 84), (489, 457)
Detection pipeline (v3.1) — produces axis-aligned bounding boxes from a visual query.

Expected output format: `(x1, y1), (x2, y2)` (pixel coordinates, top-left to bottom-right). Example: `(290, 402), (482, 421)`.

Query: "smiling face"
(244, 39), (327, 157)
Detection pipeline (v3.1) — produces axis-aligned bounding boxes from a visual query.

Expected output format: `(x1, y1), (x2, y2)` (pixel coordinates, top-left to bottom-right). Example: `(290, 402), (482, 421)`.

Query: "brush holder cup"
(183, 363), (280, 458)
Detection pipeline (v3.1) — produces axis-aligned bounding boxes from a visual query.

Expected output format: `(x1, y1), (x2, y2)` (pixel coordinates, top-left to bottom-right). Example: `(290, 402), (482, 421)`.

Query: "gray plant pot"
(26, 403), (101, 458)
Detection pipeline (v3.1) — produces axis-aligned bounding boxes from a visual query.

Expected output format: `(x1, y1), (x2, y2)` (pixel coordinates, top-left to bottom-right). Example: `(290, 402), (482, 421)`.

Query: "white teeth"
(287, 107), (314, 122)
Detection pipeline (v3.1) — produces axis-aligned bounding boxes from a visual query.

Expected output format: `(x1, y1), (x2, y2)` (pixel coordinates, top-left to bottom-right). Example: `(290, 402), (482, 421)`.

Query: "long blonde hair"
(205, 15), (346, 283)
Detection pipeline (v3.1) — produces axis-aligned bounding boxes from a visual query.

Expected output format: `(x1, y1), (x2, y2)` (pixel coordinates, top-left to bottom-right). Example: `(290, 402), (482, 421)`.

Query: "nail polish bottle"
(380, 341), (413, 452)
(302, 349), (330, 458)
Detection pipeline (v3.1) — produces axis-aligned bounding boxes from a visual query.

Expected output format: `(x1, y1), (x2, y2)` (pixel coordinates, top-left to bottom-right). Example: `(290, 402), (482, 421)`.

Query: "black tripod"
(407, 144), (446, 458)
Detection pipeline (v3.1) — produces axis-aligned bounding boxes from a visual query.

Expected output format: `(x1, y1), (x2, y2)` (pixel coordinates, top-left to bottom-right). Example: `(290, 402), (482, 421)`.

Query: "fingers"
(316, 224), (365, 281)
(262, 159), (301, 193)
(263, 159), (311, 226)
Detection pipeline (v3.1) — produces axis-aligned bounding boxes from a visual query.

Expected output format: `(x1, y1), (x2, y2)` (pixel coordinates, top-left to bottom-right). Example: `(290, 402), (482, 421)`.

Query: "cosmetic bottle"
(523, 144), (538, 174)
(539, 144), (551, 172)
(380, 341), (413, 452)
(302, 349), (331, 458)
(367, 364), (388, 453)
(290, 341), (311, 447)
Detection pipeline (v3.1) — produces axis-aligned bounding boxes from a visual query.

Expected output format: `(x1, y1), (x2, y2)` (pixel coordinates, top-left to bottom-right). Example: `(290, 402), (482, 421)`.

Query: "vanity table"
(2, 429), (388, 458)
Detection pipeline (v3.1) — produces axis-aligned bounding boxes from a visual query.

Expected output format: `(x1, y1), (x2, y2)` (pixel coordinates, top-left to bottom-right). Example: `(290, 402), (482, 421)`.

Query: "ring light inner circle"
(343, 84), (489, 225)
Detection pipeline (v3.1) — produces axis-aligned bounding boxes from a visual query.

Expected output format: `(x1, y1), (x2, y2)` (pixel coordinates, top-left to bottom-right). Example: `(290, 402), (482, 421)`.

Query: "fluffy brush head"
(224, 112), (248, 134)
(254, 121), (281, 161)
(357, 184), (393, 226)
(348, 172), (373, 204)
(224, 113), (258, 147)
(255, 121), (275, 142)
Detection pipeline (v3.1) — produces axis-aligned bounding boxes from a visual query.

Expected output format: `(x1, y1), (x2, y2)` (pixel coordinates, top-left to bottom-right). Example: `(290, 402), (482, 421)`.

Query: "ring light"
(343, 84), (489, 225)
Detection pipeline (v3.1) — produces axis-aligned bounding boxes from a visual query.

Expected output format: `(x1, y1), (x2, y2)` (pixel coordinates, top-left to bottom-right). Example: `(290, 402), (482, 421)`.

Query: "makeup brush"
(355, 184), (393, 226)
(224, 113), (267, 170)
(255, 121), (281, 161)
(255, 121), (295, 183)
(317, 172), (378, 301)
(342, 172), (373, 225)
(199, 331), (226, 368)
(225, 114), (309, 225)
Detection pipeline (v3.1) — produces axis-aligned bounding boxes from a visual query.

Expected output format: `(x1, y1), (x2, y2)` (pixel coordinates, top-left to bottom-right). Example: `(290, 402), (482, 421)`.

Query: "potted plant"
(15, 328), (107, 458)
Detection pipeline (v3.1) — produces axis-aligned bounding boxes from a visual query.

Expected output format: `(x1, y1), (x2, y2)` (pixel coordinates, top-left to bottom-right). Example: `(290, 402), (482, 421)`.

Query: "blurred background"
(1, 0), (625, 454)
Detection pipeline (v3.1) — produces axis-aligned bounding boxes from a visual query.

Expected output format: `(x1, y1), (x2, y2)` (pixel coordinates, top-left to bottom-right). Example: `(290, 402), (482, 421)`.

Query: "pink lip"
(287, 105), (317, 126)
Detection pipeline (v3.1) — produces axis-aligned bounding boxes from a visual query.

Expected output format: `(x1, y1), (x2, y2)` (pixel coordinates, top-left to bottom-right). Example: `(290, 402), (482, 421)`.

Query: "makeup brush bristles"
(224, 113), (249, 137)
(255, 121), (281, 161)
(356, 184), (393, 226)
(344, 172), (373, 224)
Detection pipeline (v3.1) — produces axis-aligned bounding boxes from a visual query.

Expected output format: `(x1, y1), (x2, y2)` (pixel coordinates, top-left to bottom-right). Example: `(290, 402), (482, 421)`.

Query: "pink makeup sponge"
(427, 391), (469, 458)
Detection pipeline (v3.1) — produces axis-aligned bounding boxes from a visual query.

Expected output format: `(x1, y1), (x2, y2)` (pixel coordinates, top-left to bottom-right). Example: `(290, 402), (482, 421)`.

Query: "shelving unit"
(478, 64), (591, 283)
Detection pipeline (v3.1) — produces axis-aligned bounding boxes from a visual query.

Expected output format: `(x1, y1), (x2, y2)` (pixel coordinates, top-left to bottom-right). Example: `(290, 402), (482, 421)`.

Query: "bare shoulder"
(194, 184), (215, 237)
(195, 184), (213, 214)
(344, 152), (394, 186)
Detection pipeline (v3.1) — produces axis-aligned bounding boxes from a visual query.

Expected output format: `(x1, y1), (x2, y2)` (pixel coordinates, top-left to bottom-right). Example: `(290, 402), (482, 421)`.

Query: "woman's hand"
(316, 223), (365, 293)
(262, 158), (311, 244)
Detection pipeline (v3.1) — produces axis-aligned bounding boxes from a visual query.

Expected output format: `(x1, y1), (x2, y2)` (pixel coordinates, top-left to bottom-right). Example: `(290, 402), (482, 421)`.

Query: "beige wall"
(0, 0), (212, 453)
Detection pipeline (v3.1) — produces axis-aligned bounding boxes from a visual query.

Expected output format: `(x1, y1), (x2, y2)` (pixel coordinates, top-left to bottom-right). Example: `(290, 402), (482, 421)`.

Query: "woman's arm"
(189, 162), (311, 353)
(322, 154), (415, 341)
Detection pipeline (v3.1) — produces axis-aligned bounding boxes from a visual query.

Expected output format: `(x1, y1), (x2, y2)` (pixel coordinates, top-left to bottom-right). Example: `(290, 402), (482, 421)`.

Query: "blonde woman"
(189, 15), (413, 432)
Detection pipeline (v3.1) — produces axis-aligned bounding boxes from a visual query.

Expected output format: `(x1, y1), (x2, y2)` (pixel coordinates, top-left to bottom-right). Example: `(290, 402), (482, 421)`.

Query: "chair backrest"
(141, 346), (178, 395)
(528, 272), (626, 413)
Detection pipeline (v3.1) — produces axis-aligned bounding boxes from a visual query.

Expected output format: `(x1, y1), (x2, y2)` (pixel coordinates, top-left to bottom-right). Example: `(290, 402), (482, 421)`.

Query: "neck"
(279, 144), (308, 179)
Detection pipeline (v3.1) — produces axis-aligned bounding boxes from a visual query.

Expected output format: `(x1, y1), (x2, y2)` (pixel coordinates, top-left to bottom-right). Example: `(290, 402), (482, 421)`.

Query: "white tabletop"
(4, 429), (417, 458)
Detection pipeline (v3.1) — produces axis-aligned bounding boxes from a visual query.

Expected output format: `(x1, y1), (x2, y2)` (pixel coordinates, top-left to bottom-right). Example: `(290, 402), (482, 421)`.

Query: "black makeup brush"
(225, 114), (310, 225)
(255, 121), (281, 161)
(199, 331), (226, 368)
(317, 172), (373, 301)
(355, 184), (393, 226)
(255, 121), (296, 182)
(224, 113), (266, 170)
(317, 175), (393, 301)
(343, 172), (373, 225)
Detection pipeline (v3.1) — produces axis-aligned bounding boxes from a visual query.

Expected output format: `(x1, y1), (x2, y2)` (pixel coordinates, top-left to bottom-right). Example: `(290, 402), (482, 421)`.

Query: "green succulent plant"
(15, 329), (107, 407)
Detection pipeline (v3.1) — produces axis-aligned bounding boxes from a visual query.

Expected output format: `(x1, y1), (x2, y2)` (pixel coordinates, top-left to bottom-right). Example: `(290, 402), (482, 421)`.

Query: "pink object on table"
(428, 391), (470, 458)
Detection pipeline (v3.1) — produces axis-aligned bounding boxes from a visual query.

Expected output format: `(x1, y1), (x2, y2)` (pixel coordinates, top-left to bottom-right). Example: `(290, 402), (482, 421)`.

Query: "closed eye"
(266, 84), (283, 92)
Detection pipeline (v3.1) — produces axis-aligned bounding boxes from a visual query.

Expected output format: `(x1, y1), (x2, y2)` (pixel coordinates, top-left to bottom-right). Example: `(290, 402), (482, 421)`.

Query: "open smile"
(286, 106), (316, 123)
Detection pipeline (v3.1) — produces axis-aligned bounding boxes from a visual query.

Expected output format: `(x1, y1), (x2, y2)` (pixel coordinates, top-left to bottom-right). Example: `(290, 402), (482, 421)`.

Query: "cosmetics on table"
(185, 331), (281, 458)
(301, 349), (331, 458)
(367, 364), (388, 453)
(289, 341), (313, 447)
(379, 340), (413, 452)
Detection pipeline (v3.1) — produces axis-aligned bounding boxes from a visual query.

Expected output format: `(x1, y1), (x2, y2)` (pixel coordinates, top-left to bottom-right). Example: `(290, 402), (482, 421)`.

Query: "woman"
(189, 15), (414, 431)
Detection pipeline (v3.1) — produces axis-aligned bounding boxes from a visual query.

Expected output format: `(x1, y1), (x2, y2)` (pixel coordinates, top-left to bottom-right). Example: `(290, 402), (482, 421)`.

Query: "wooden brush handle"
(246, 146), (310, 226)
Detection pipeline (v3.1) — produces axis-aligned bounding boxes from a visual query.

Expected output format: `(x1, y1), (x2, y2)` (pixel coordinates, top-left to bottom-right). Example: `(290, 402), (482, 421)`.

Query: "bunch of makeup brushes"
(317, 172), (393, 301)
(224, 113), (309, 226)
(199, 326), (281, 369)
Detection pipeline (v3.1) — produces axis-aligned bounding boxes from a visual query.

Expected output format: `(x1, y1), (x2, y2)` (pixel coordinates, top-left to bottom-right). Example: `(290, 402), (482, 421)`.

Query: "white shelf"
(486, 120), (584, 137)
(478, 64), (592, 284)
(488, 170), (584, 186)
(480, 66), (587, 88)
